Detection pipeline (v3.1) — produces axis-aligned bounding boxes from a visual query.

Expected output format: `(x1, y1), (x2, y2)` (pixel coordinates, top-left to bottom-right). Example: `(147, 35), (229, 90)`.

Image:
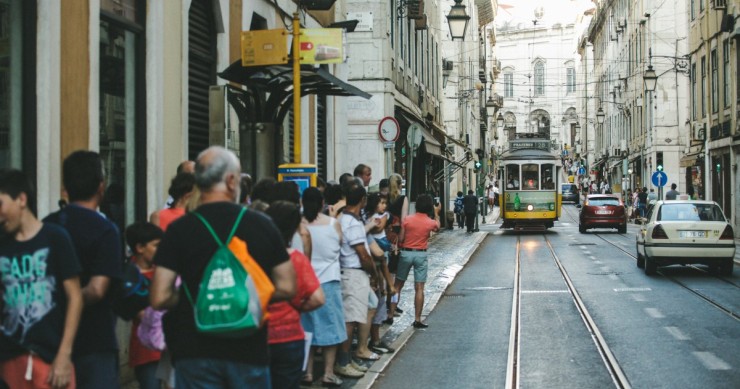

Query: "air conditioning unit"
(713, 0), (727, 10)
(442, 60), (454, 71)
(693, 123), (706, 141)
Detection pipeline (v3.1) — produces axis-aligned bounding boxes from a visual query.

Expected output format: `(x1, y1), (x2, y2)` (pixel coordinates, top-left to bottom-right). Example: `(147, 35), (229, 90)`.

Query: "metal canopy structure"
(218, 60), (371, 126)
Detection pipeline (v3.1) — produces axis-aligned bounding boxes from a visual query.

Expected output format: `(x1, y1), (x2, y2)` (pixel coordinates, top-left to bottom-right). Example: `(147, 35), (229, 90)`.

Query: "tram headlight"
(527, 204), (534, 211)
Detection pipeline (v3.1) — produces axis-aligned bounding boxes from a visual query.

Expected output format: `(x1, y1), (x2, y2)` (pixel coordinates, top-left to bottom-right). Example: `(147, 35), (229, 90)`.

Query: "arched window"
(534, 61), (545, 96)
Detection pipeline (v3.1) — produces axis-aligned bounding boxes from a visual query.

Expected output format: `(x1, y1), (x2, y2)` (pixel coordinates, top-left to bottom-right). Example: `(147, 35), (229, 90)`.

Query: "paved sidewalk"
(343, 206), (499, 389)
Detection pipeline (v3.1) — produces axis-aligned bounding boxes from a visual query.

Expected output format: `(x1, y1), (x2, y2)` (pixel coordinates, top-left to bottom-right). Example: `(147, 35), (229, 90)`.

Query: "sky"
(497, 0), (595, 28)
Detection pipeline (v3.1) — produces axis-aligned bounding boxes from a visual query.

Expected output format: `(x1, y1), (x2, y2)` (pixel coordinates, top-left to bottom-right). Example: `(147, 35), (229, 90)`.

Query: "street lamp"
(446, 0), (470, 40)
(596, 107), (605, 124)
(496, 112), (504, 128)
(643, 64), (658, 92)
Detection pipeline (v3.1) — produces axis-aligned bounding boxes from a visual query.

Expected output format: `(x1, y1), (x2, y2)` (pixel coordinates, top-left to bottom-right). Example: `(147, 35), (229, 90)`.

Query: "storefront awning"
(680, 151), (703, 167)
(608, 160), (622, 170)
(395, 107), (465, 155)
(418, 125), (443, 156)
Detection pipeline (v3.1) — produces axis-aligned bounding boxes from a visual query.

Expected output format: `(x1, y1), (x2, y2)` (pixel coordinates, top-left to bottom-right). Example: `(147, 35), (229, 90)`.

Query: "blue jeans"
(269, 340), (305, 389)
(135, 362), (161, 389)
(74, 352), (119, 389)
(174, 358), (270, 389)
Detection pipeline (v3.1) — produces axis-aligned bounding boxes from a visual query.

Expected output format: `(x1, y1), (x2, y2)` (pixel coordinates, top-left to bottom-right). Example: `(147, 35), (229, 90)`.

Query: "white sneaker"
(351, 359), (369, 372)
(334, 363), (365, 378)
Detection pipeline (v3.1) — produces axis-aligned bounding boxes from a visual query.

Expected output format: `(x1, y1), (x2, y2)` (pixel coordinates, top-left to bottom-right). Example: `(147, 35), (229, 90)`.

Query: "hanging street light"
(596, 107), (605, 124)
(643, 64), (658, 92)
(496, 112), (504, 128)
(446, 0), (470, 40)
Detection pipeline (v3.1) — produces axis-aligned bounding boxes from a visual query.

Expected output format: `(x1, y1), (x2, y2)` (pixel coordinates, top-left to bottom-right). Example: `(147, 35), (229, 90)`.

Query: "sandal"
(354, 351), (380, 361)
(321, 375), (343, 387)
(300, 373), (313, 386)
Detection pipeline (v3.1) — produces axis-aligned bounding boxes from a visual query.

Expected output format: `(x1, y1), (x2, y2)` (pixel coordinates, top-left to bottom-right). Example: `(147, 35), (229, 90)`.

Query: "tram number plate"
(596, 210), (612, 215)
(679, 230), (706, 238)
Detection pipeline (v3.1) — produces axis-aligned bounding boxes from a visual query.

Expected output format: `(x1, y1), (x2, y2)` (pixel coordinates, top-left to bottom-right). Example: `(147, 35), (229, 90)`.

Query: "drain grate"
(569, 243), (596, 246)
(587, 271), (622, 276)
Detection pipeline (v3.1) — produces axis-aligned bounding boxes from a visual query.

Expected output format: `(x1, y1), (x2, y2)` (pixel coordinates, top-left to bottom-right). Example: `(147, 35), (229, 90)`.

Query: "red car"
(579, 194), (627, 233)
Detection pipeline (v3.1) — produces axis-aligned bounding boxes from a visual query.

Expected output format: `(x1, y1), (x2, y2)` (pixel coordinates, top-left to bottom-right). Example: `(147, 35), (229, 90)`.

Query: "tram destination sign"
(509, 140), (551, 151)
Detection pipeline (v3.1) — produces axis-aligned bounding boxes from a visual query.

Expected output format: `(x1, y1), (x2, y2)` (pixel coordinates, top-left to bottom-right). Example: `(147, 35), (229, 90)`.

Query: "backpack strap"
(183, 207), (247, 306)
(192, 207), (247, 247)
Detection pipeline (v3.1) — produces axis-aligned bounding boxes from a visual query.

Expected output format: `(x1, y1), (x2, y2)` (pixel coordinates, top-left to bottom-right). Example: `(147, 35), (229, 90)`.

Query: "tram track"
(506, 233), (632, 389)
(559, 205), (740, 321)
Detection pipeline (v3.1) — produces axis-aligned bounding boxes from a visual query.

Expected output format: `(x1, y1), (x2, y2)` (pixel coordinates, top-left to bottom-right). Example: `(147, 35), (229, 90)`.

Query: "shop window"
(99, 1), (145, 232)
(0, 0), (35, 174)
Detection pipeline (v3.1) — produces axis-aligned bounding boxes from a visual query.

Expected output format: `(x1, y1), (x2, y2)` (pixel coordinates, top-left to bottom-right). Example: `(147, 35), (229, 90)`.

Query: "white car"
(636, 200), (735, 276)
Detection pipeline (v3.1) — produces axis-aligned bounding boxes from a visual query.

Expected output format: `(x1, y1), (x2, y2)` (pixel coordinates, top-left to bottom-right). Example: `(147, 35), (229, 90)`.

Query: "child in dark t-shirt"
(0, 169), (83, 389)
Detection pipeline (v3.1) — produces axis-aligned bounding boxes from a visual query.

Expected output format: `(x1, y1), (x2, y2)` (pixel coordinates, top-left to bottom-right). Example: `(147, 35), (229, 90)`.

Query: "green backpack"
(183, 207), (267, 338)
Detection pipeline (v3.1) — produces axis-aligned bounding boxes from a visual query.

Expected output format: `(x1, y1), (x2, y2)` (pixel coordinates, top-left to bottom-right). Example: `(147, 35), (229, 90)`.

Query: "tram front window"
(506, 165), (520, 189)
(522, 164), (539, 190)
(541, 164), (555, 189)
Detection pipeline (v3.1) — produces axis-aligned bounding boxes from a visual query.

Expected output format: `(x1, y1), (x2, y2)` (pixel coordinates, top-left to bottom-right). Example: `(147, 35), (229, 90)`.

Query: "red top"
(128, 268), (161, 367)
(159, 207), (186, 231)
(267, 250), (320, 344)
(400, 212), (440, 250)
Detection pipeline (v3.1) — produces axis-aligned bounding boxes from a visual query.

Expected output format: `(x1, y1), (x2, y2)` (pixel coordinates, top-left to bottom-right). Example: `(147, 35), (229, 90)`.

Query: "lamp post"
(446, 0), (470, 41)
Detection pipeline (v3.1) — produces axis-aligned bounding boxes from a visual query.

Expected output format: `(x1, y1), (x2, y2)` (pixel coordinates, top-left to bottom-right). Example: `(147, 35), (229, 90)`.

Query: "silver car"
(561, 183), (579, 204)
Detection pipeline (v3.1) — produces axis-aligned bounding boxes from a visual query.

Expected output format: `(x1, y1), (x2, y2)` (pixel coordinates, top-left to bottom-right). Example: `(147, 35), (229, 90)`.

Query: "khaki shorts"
(340, 268), (371, 323)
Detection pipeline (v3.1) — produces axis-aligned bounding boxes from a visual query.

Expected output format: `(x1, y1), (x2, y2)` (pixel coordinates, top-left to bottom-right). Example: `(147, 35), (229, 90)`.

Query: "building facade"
(587, 0), (689, 198)
(687, 0), (739, 227)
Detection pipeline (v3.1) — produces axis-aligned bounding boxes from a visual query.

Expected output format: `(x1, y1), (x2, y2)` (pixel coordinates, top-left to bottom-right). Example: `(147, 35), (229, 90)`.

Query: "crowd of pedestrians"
(0, 146), (442, 389)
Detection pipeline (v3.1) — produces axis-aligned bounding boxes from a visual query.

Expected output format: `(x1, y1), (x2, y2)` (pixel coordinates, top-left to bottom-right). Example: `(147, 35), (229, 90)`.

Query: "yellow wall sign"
(300, 28), (344, 64)
(241, 29), (288, 66)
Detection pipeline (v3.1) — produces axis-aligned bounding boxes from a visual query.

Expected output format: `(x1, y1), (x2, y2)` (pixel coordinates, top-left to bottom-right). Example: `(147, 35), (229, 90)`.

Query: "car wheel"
(618, 224), (627, 234)
(636, 248), (645, 269)
(644, 254), (657, 275)
(719, 259), (734, 277)
(579, 224), (586, 233)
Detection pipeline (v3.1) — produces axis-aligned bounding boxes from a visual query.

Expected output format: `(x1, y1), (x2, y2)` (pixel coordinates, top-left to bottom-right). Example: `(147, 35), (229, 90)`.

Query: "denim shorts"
(301, 281), (348, 346)
(374, 237), (392, 252)
(396, 250), (429, 282)
(174, 358), (270, 389)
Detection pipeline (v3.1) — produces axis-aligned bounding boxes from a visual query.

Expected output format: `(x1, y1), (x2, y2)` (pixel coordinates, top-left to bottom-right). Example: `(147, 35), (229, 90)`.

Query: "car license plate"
(596, 210), (612, 215)
(679, 230), (707, 238)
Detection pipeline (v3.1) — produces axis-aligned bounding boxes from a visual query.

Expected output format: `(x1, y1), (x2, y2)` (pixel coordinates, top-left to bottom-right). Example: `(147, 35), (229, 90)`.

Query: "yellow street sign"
(241, 29), (288, 66)
(300, 28), (344, 64)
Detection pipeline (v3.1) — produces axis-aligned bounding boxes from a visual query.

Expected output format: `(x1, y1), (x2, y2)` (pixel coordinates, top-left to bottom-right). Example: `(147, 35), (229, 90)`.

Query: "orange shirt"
(159, 207), (185, 231)
(400, 213), (439, 250)
(267, 250), (320, 344)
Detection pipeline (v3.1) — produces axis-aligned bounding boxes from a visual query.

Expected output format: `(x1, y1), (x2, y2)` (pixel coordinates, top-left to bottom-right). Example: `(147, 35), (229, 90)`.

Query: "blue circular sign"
(651, 171), (667, 187)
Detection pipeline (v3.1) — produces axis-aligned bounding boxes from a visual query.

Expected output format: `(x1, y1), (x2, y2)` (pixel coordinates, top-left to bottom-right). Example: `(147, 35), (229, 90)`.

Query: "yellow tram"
(499, 135), (562, 230)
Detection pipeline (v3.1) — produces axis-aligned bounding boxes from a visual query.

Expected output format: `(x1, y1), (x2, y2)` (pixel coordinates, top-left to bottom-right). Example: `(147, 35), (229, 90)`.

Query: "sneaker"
(334, 363), (365, 378)
(396, 307), (404, 314)
(382, 318), (394, 325)
(373, 341), (395, 353)
(321, 375), (343, 387)
(350, 359), (369, 372)
(413, 321), (429, 329)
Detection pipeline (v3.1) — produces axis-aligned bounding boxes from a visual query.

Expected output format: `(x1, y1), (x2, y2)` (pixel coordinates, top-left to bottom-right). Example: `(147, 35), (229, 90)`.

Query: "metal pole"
(292, 13), (301, 163)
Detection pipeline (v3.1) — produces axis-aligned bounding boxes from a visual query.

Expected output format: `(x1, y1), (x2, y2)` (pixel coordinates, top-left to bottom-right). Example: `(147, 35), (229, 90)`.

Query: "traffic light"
(656, 152), (663, 172)
(716, 163), (721, 173)
(474, 160), (482, 172)
(657, 164), (663, 172)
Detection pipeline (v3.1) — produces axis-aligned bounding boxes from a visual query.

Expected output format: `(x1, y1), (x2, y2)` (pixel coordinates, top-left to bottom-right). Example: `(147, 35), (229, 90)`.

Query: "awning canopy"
(418, 125), (443, 156)
(218, 60), (371, 125)
(680, 151), (703, 167)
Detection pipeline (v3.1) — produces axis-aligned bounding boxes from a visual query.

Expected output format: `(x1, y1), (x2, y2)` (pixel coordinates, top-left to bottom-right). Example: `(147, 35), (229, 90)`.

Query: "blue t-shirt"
(44, 205), (123, 356)
(0, 223), (81, 363)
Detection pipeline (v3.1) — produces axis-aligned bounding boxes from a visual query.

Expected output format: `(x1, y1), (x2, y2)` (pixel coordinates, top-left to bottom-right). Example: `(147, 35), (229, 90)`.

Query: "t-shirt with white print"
(370, 212), (389, 240)
(0, 223), (81, 363)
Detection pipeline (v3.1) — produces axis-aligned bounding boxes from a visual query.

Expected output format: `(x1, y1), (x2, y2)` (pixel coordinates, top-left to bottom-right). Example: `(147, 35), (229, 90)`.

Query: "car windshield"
(562, 185), (576, 193)
(588, 197), (620, 206)
(658, 203), (726, 222)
